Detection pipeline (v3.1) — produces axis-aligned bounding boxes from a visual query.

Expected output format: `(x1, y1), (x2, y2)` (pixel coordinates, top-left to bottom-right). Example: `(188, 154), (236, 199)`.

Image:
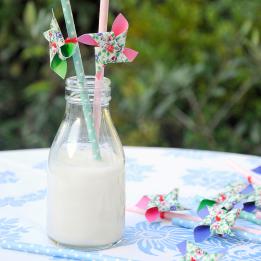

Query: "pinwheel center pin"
(215, 215), (221, 222)
(220, 194), (226, 201)
(65, 37), (78, 44)
(107, 44), (114, 53)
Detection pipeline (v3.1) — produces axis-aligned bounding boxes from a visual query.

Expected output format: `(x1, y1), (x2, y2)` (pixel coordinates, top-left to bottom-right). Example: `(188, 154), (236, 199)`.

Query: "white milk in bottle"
(47, 76), (125, 249)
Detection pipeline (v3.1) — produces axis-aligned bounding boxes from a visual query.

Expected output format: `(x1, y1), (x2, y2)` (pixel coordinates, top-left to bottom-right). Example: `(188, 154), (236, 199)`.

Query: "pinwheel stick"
(225, 160), (261, 186)
(60, 0), (101, 160)
(93, 0), (110, 136)
(126, 206), (201, 222)
(99, 0), (109, 32)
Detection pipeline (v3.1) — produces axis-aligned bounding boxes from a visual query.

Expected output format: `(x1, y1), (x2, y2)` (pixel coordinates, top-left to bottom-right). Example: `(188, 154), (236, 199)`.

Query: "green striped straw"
(60, 0), (101, 160)
(240, 211), (261, 225)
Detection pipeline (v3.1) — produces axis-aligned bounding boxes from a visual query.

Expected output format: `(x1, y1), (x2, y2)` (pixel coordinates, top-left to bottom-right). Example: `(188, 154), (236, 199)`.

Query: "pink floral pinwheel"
(78, 13), (138, 76)
(136, 189), (187, 222)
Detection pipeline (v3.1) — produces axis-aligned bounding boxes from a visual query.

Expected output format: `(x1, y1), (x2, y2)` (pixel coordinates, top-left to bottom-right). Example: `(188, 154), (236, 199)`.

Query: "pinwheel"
(78, 13), (138, 78)
(194, 182), (261, 242)
(77, 13), (139, 136)
(194, 204), (241, 242)
(197, 182), (256, 214)
(177, 241), (224, 261)
(136, 188), (188, 222)
(43, 13), (76, 79)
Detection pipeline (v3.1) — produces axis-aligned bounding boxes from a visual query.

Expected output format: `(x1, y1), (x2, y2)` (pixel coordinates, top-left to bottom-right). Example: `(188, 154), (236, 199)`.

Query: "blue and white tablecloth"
(0, 147), (260, 260)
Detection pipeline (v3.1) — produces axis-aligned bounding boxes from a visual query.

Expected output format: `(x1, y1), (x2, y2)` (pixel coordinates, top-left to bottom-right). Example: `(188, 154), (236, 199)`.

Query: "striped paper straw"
(225, 159), (261, 186)
(60, 0), (101, 160)
(240, 211), (261, 225)
(0, 240), (135, 261)
(93, 0), (110, 136)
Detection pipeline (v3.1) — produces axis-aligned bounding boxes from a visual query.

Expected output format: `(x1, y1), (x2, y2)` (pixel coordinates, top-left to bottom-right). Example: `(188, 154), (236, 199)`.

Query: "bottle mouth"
(66, 76), (111, 92)
(65, 76), (111, 106)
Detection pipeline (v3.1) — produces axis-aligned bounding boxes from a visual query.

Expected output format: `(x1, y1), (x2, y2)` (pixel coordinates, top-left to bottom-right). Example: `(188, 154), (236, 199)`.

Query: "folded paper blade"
(78, 34), (99, 46)
(145, 207), (160, 222)
(136, 196), (150, 209)
(51, 55), (67, 79)
(43, 12), (76, 78)
(112, 13), (129, 37)
(194, 225), (211, 243)
(252, 166), (261, 175)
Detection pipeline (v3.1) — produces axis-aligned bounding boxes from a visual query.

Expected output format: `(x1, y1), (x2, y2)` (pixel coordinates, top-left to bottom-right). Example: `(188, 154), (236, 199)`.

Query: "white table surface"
(0, 147), (260, 260)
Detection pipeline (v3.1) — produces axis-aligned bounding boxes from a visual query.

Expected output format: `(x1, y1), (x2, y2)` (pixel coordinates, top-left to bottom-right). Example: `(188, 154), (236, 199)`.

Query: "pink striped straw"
(225, 160), (261, 186)
(127, 206), (202, 223)
(98, 0), (109, 32)
(93, 0), (109, 137)
(226, 160), (261, 220)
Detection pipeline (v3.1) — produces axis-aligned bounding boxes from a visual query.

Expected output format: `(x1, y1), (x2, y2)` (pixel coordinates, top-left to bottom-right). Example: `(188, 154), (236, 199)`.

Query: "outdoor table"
(0, 147), (260, 260)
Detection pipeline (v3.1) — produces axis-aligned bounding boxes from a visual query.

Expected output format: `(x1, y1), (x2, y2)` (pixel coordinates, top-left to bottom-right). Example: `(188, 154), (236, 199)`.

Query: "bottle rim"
(66, 76), (111, 92)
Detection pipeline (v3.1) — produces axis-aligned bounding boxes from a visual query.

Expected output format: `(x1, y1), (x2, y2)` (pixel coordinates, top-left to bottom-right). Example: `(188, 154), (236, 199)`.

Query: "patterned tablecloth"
(0, 147), (260, 261)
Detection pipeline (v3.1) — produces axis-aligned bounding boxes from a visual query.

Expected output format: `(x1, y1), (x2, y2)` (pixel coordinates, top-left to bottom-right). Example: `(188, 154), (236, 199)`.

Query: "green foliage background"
(0, 0), (260, 154)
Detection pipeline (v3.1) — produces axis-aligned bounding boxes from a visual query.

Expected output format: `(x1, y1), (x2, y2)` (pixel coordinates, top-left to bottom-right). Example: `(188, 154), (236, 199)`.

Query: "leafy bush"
(0, 0), (260, 154)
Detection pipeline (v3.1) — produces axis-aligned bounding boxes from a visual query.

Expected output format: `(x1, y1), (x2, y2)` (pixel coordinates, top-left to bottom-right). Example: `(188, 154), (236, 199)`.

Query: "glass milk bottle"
(47, 76), (125, 249)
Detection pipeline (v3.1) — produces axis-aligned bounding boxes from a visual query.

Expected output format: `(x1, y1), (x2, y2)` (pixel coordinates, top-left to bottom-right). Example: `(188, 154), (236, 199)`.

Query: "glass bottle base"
(48, 235), (122, 251)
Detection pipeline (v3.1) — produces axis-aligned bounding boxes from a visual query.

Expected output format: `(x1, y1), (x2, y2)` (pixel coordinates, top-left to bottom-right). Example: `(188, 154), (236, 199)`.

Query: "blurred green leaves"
(0, 0), (260, 154)
(24, 80), (53, 99)
(24, 2), (37, 29)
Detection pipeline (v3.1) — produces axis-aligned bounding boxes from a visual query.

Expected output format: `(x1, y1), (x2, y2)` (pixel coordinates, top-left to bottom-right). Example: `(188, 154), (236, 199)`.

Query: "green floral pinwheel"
(204, 206), (240, 235)
(198, 182), (256, 213)
(194, 182), (260, 242)
(194, 204), (241, 242)
(177, 241), (223, 261)
(43, 13), (76, 79)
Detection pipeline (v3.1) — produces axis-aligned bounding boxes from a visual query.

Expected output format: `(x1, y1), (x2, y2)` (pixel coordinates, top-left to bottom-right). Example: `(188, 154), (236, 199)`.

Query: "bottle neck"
(65, 101), (109, 120)
(65, 76), (111, 107)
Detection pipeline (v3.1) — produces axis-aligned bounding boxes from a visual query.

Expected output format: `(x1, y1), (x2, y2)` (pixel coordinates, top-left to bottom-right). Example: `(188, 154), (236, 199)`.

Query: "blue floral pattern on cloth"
(121, 222), (192, 255)
(161, 148), (224, 160)
(182, 168), (244, 189)
(0, 171), (18, 184)
(121, 222), (261, 260)
(122, 223), (219, 253)
(125, 157), (154, 182)
(0, 218), (28, 241)
(223, 244), (261, 261)
(0, 189), (46, 207)
(33, 160), (48, 170)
